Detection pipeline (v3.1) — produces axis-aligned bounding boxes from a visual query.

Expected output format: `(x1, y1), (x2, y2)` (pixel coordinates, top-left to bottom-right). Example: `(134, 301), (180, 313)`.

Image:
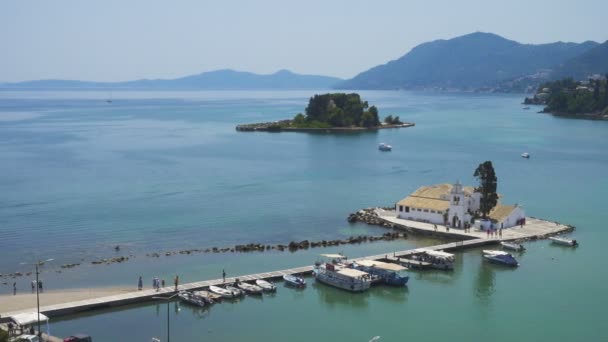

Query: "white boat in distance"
(521, 152), (530, 158)
(209, 285), (236, 298)
(549, 236), (578, 246)
(482, 250), (519, 266)
(500, 241), (525, 251)
(256, 279), (277, 292)
(379, 143), (392, 151)
(236, 281), (263, 295)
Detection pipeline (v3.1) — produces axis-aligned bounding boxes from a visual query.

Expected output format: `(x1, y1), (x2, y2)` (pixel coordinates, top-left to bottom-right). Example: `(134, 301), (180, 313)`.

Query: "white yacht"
(500, 241), (525, 251)
(549, 236), (578, 246)
(209, 285), (236, 298)
(378, 143), (392, 151)
(521, 152), (530, 158)
(256, 279), (277, 292)
(482, 250), (519, 266)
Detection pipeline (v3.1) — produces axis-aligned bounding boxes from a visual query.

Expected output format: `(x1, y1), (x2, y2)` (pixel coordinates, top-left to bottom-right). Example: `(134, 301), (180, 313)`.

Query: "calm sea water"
(1, 90), (607, 341)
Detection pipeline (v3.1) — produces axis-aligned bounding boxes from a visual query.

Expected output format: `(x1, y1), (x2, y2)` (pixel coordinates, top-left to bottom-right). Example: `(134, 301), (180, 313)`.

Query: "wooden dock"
(0, 217), (573, 320)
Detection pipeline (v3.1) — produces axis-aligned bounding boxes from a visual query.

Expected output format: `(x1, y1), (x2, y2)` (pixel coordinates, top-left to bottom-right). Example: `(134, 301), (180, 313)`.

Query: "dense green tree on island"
(384, 115), (403, 125)
(474, 161), (498, 218)
(293, 93), (381, 128)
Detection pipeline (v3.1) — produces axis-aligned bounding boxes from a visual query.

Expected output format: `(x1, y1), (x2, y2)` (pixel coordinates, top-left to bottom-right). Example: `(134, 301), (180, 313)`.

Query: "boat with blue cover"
(283, 274), (306, 288)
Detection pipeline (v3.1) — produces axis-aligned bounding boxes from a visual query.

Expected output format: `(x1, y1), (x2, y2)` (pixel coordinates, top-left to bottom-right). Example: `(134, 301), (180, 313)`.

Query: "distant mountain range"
(337, 32), (607, 91)
(3, 33), (607, 92)
(0, 69), (342, 90)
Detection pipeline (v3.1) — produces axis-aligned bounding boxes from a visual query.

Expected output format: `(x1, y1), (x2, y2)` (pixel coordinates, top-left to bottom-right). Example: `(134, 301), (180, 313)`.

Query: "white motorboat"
(415, 249), (455, 270)
(314, 258), (372, 292)
(237, 281), (263, 295)
(283, 274), (306, 288)
(378, 143), (392, 151)
(521, 152), (530, 158)
(209, 285), (236, 298)
(193, 290), (221, 304)
(549, 236), (578, 246)
(224, 284), (245, 297)
(482, 250), (519, 266)
(500, 241), (525, 251)
(256, 279), (277, 292)
(178, 291), (206, 307)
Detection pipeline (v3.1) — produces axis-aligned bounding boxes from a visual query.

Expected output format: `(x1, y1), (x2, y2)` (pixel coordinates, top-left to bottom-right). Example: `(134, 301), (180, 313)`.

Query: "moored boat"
(236, 281), (263, 295)
(500, 241), (525, 251)
(193, 290), (221, 304)
(283, 274), (306, 288)
(521, 152), (530, 158)
(378, 143), (392, 151)
(223, 284), (245, 297)
(256, 279), (277, 292)
(314, 259), (372, 292)
(482, 250), (519, 266)
(209, 285), (236, 298)
(353, 259), (409, 286)
(178, 291), (206, 307)
(414, 249), (455, 270)
(549, 236), (578, 246)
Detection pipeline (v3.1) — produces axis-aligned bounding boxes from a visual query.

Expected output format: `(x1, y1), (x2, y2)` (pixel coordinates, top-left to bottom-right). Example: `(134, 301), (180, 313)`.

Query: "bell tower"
(449, 181), (465, 228)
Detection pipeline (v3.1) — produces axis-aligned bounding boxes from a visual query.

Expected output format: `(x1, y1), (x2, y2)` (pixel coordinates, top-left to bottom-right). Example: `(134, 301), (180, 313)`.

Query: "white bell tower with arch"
(449, 181), (465, 228)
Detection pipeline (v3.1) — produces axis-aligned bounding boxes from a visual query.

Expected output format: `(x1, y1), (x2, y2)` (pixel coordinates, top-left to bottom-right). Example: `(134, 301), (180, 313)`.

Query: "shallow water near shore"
(1, 90), (607, 341)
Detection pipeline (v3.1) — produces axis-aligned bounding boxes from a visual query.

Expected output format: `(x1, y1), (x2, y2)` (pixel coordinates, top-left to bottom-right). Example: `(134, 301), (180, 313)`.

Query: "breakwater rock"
(348, 207), (396, 228)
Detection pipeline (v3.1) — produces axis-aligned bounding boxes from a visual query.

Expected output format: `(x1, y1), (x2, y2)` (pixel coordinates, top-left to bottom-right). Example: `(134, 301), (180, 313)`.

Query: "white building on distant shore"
(395, 182), (525, 229)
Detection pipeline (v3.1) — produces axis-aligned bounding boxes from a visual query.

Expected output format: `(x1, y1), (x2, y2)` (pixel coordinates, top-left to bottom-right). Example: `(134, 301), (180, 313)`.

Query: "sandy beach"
(0, 287), (134, 314)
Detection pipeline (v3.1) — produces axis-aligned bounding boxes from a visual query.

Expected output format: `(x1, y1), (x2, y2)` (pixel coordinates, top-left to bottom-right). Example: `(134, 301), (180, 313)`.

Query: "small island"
(524, 76), (608, 120)
(236, 93), (414, 132)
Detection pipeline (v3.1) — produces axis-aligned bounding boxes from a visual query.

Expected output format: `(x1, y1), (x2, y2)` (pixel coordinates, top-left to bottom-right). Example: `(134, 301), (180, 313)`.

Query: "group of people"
(486, 228), (503, 238)
(138, 275), (179, 291)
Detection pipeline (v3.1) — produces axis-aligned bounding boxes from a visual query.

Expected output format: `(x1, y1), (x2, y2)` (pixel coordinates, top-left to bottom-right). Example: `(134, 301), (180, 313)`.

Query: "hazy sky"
(1, 0), (607, 82)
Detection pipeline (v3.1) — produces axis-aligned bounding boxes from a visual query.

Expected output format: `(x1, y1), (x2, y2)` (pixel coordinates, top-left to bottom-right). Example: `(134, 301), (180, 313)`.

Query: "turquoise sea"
(1, 90), (607, 341)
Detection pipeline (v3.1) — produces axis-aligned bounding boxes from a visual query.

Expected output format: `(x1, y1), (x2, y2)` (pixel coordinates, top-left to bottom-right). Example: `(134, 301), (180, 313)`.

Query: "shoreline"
(236, 121), (415, 132)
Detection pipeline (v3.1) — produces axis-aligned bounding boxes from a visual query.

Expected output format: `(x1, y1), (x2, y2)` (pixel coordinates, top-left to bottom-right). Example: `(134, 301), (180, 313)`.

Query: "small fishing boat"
(521, 152), (530, 158)
(283, 274), (306, 288)
(549, 236), (578, 246)
(482, 250), (519, 266)
(178, 291), (206, 307)
(223, 284), (245, 297)
(378, 143), (392, 151)
(523, 107), (530, 110)
(193, 290), (221, 304)
(237, 281), (263, 295)
(209, 285), (236, 298)
(500, 241), (525, 251)
(256, 279), (277, 292)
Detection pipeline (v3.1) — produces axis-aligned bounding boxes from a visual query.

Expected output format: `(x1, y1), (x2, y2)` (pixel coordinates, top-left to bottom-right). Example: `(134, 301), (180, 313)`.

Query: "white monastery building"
(395, 182), (525, 229)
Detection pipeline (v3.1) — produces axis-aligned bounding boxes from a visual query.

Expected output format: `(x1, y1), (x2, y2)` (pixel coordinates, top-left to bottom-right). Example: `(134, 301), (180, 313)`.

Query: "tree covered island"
(524, 76), (608, 120)
(236, 93), (413, 132)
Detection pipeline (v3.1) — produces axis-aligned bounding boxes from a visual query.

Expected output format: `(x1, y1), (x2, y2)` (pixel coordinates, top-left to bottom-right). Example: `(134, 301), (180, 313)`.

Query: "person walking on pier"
(13, 282), (16, 295)
(222, 269), (226, 283)
(174, 275), (179, 291)
(499, 228), (503, 238)
(138, 276), (143, 290)
(161, 279), (165, 288)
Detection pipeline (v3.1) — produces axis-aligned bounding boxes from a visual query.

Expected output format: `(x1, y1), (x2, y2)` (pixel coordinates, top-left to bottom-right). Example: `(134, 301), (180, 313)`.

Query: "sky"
(1, 0), (607, 82)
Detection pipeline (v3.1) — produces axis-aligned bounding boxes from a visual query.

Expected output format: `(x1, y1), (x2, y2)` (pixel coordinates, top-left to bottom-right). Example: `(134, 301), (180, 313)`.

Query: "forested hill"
(525, 78), (608, 118)
(336, 32), (598, 90)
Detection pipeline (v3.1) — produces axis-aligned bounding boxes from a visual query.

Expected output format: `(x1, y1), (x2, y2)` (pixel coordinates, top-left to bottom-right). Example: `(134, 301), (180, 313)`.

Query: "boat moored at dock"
(549, 236), (578, 246)
(223, 284), (245, 297)
(482, 250), (519, 266)
(256, 279), (277, 292)
(236, 281), (264, 295)
(283, 274), (306, 288)
(193, 290), (221, 304)
(353, 259), (409, 286)
(414, 249), (455, 270)
(209, 285), (237, 298)
(178, 291), (206, 307)
(314, 255), (372, 292)
(500, 241), (525, 251)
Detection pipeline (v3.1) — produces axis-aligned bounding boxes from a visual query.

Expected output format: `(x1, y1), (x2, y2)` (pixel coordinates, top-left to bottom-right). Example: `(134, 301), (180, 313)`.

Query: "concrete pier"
(0, 216), (573, 320)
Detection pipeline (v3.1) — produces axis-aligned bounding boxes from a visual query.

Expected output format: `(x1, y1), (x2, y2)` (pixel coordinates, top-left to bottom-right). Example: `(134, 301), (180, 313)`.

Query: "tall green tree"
(474, 161), (498, 217)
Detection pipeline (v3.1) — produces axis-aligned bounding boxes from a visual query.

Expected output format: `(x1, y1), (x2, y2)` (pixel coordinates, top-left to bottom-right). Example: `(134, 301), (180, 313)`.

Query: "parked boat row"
(352, 259), (409, 286)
